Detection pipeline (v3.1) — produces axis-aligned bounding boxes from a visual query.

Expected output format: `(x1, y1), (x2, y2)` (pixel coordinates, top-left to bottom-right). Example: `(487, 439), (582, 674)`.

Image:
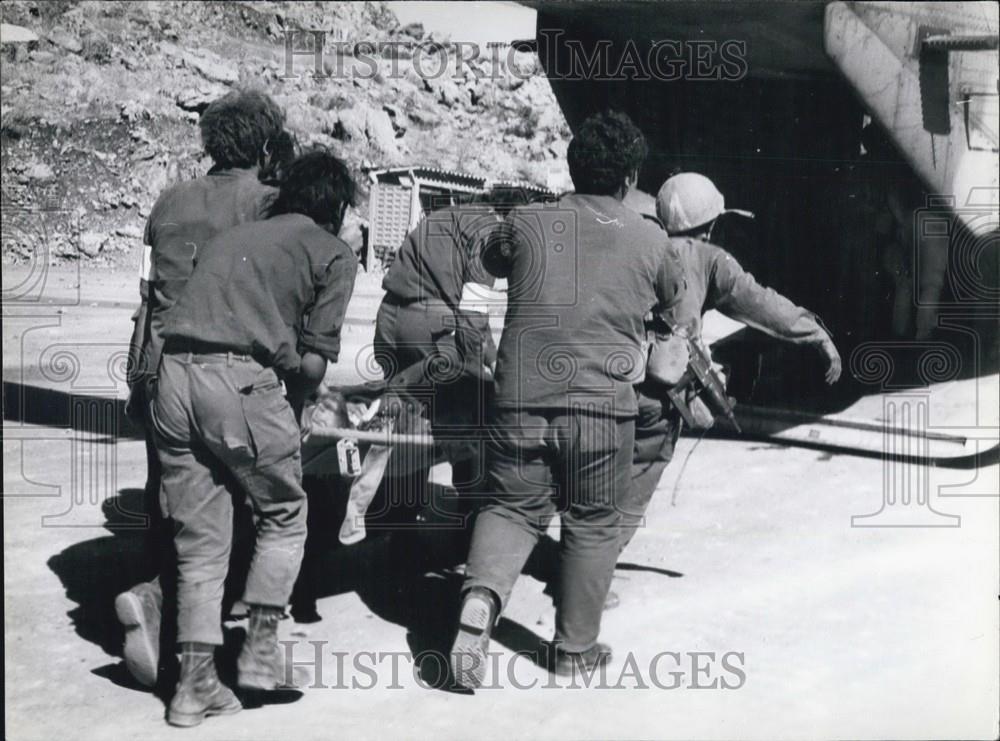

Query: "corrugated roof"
(367, 166), (556, 197)
(369, 166), (486, 187)
(490, 179), (555, 195)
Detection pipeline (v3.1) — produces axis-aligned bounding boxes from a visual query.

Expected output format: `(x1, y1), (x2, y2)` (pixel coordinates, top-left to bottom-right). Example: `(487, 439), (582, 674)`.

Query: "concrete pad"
(3, 266), (998, 739)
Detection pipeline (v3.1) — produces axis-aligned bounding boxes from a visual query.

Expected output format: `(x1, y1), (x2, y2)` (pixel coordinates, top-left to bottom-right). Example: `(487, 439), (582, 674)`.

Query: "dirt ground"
(3, 264), (998, 740)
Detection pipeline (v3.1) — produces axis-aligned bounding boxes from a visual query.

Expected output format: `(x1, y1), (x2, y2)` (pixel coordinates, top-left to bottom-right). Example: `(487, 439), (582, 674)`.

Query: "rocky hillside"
(1, 1), (570, 267)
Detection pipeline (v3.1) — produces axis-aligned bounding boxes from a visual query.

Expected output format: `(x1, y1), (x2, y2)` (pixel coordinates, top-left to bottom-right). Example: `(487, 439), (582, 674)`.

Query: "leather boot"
(237, 605), (299, 690)
(549, 641), (613, 677)
(166, 645), (241, 727)
(115, 580), (162, 687)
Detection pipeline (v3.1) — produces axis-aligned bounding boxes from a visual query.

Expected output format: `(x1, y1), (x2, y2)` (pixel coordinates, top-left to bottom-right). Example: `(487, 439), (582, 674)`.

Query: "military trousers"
(463, 407), (635, 653)
(152, 349), (307, 645)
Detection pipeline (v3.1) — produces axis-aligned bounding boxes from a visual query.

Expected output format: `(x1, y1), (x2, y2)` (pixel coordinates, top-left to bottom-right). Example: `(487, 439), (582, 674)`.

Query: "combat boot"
(115, 580), (162, 687)
(166, 645), (241, 727)
(549, 641), (613, 677)
(237, 605), (300, 690)
(449, 586), (500, 690)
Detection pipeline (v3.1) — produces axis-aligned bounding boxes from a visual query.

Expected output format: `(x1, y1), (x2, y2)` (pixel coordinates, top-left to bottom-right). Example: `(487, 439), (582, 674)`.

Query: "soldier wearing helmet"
(622, 173), (843, 555)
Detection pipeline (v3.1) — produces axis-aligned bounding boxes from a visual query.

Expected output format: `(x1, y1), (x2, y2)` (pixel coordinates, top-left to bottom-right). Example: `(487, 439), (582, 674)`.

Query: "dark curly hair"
(199, 89), (285, 170)
(567, 110), (648, 196)
(268, 148), (357, 234)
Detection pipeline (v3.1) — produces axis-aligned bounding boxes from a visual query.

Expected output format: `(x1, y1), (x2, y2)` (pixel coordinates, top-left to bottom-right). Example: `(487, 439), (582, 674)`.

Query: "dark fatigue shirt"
(161, 213), (358, 374)
(487, 194), (686, 416)
(382, 203), (498, 305)
(660, 237), (830, 346)
(382, 203), (501, 368)
(141, 167), (276, 379)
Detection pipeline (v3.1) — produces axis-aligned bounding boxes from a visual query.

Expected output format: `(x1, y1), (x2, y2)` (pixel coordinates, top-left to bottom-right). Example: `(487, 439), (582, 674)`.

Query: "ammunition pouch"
(643, 329), (741, 433)
(644, 331), (689, 387)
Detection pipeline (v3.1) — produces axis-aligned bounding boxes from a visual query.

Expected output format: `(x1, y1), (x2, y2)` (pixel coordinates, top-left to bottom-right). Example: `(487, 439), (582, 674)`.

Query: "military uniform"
(132, 167), (277, 396)
(624, 236), (835, 542)
(370, 203), (501, 508)
(128, 168), (276, 561)
(463, 194), (685, 653)
(375, 202), (500, 377)
(153, 213), (357, 645)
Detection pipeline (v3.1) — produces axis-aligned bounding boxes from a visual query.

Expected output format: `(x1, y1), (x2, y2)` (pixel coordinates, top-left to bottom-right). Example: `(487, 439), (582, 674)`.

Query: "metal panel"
(368, 183), (413, 264)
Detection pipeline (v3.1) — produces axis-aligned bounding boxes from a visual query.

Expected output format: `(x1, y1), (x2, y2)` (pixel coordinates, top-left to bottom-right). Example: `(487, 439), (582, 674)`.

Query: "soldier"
(374, 192), (505, 379)
(449, 111), (686, 688)
(336, 192), (507, 545)
(118, 89), (286, 688)
(152, 148), (358, 726)
(624, 172), (842, 550)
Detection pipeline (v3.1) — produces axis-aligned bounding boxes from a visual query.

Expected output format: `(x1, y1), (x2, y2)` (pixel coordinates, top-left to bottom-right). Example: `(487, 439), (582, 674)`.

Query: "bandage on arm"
(127, 244), (156, 389)
(456, 282), (496, 375)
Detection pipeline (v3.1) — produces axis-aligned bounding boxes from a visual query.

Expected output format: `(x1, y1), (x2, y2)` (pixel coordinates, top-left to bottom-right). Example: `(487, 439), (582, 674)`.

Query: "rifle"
(664, 338), (741, 433)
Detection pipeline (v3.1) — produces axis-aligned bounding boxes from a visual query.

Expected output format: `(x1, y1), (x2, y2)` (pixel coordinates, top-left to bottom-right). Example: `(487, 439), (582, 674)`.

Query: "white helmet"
(656, 173), (754, 234)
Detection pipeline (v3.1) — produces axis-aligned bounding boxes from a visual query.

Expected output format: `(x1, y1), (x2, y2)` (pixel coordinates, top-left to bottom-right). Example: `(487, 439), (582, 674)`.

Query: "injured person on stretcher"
(300, 352), (489, 542)
(290, 350), (496, 621)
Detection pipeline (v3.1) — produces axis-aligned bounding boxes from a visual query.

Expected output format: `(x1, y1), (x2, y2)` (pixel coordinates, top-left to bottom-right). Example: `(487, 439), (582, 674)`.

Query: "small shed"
(366, 167), (487, 270)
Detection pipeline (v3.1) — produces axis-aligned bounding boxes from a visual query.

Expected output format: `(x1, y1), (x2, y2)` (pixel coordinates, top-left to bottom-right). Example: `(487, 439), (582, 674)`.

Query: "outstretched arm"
(709, 247), (842, 384)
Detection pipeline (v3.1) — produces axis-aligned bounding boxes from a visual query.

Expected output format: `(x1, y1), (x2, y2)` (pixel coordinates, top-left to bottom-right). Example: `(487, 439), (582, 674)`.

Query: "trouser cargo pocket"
(238, 367), (300, 470)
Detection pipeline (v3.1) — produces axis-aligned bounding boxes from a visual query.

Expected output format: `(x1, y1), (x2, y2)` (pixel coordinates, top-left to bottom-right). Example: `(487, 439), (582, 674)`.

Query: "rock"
(175, 85), (226, 112)
(309, 92), (351, 111)
(29, 50), (56, 64)
(115, 223), (143, 239)
(24, 162), (55, 181)
(329, 103), (399, 156)
(159, 41), (182, 58)
(407, 106), (440, 127)
(366, 108), (399, 153)
(398, 22), (424, 41)
(120, 100), (150, 122)
(388, 72), (418, 95)
(183, 51), (239, 84)
(285, 104), (329, 137)
(513, 76), (552, 110)
(424, 75), (463, 108)
(1, 23), (39, 44)
(101, 236), (131, 253)
(47, 28), (82, 54)
(382, 103), (406, 135)
(77, 231), (106, 258)
(331, 106), (367, 142)
(548, 139), (569, 160)
(470, 79), (492, 107)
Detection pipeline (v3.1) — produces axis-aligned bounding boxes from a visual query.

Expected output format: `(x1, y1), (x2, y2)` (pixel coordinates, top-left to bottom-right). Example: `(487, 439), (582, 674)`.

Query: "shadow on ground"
(48, 476), (688, 697)
(3, 382), (142, 440)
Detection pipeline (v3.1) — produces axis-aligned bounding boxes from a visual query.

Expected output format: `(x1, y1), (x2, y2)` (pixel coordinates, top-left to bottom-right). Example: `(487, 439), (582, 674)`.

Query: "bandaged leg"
(339, 443), (393, 545)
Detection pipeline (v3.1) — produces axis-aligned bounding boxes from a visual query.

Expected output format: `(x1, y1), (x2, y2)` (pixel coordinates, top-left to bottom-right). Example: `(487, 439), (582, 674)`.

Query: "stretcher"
(298, 338), (990, 546)
(302, 378), (985, 488)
